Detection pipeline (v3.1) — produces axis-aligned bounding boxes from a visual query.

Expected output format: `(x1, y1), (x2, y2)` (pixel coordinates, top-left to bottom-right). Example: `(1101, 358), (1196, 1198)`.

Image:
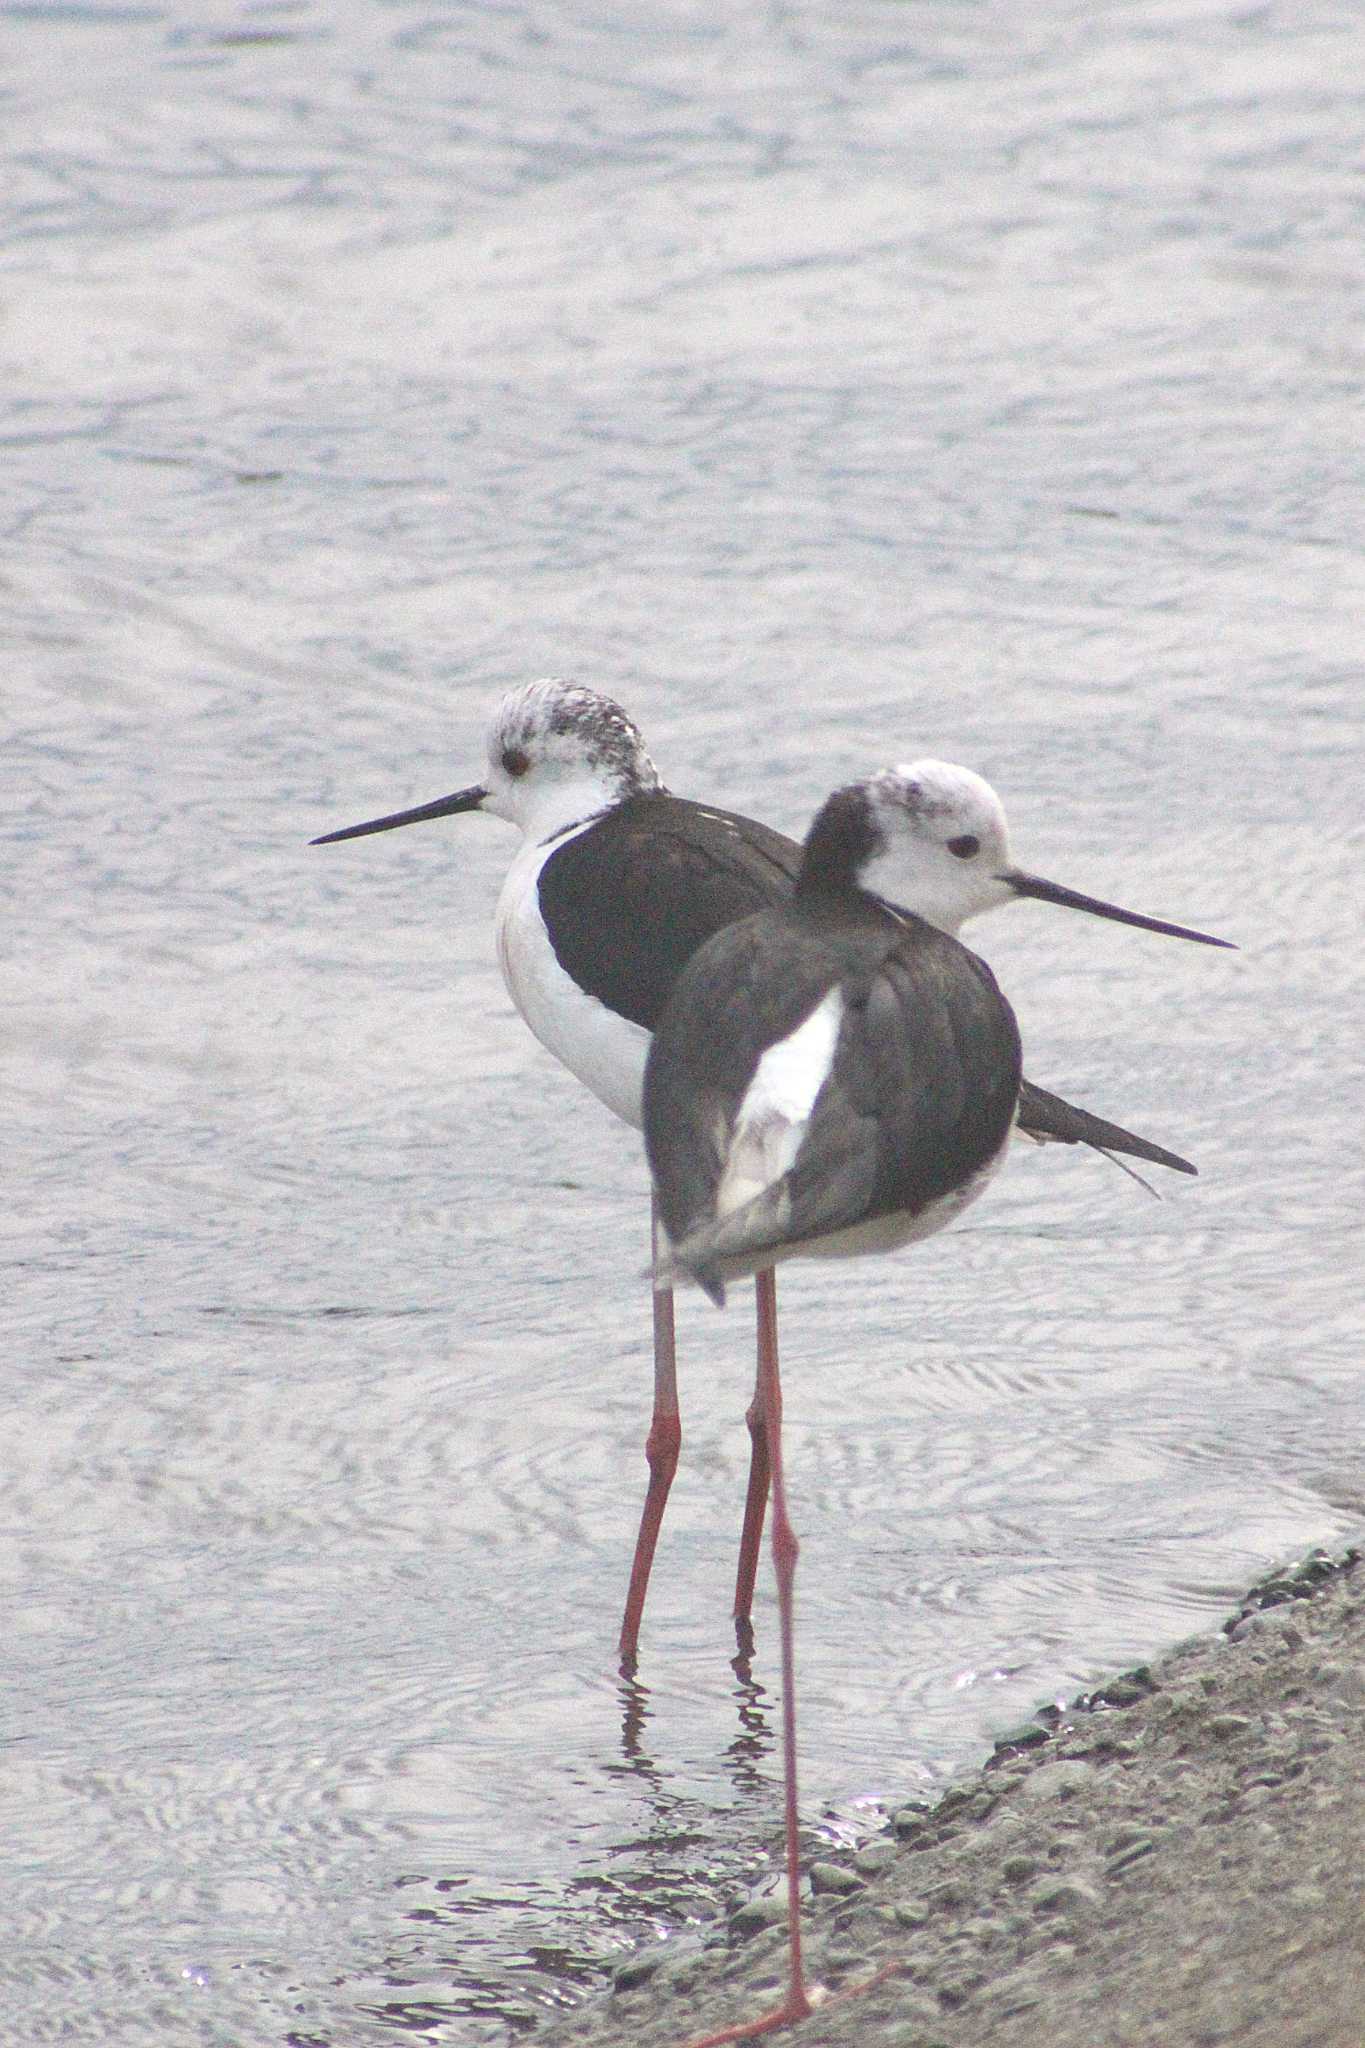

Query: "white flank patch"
(494, 823), (650, 1128)
(716, 987), (845, 1218)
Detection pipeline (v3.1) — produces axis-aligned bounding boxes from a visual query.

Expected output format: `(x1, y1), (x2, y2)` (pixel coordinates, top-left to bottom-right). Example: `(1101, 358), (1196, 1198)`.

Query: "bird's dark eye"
(500, 746), (530, 778)
(947, 834), (980, 859)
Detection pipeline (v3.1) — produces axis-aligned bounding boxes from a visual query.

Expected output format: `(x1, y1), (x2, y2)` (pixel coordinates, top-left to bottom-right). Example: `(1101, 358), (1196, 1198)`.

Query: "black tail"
(1017, 1078), (1196, 1177)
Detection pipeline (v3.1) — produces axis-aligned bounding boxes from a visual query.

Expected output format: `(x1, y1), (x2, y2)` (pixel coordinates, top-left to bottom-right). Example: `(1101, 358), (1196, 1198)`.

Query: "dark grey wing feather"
(538, 794), (800, 1030)
(1017, 1078), (1196, 1176)
(677, 1069), (881, 1279)
(643, 908), (845, 1254)
(661, 918), (1022, 1277)
(805, 932), (1021, 1233)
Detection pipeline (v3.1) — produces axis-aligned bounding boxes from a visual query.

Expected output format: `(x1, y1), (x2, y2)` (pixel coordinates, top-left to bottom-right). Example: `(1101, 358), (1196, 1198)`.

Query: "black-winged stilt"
(640, 766), (1213, 2043)
(312, 679), (1228, 1666)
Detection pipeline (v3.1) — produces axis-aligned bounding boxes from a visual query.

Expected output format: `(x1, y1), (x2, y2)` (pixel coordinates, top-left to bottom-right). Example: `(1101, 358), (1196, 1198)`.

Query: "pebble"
(809, 1861), (864, 1897)
(1153, 1687), (1203, 1721)
(935, 1974), (976, 2009)
(873, 1994), (946, 2042)
(988, 1960), (1050, 2012)
(817, 1933), (866, 1973)
(993, 1719), (1052, 1754)
(729, 1894), (788, 1938)
(612, 1949), (664, 1991)
(831, 1902), (879, 1943)
(935, 1785), (973, 1817)
(653, 1950), (706, 1996)
(1315, 1660), (1365, 1701)
(1028, 1875), (1101, 1915)
(1015, 1759), (1096, 1806)
(1107, 1834), (1161, 1875)
(1092, 1672), (1152, 1707)
(547, 1558), (1363, 2048)
(853, 1838), (899, 1877)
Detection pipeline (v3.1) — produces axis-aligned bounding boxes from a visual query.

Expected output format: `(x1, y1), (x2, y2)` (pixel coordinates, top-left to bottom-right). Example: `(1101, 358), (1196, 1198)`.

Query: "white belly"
(689, 1129), (1011, 1292)
(494, 829), (650, 1129)
(800, 1140), (1007, 1262)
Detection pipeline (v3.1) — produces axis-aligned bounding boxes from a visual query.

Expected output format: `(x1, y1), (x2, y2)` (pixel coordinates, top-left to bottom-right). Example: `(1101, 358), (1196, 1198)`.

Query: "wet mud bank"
(544, 1550), (1365, 2047)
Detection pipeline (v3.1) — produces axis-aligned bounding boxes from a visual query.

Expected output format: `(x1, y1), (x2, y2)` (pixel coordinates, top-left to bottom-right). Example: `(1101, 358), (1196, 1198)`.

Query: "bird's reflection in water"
(613, 1666), (658, 1779)
(368, 1662), (797, 2033)
(595, 1652), (790, 1938)
(725, 1643), (781, 1799)
(612, 1657), (780, 1798)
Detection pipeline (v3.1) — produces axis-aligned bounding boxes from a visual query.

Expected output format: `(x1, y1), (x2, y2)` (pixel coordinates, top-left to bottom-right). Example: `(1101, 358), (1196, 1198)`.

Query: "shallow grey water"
(4, 2), (1363, 2042)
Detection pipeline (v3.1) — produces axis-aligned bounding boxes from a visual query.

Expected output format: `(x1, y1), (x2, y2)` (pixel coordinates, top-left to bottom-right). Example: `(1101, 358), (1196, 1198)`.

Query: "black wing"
(782, 921), (1021, 1240)
(643, 903), (849, 1253)
(648, 906), (1021, 1284)
(537, 793), (801, 1031)
(1017, 1078), (1196, 1176)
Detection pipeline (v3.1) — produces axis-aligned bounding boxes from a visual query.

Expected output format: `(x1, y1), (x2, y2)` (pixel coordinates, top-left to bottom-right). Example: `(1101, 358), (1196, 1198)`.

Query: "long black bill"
(311, 784), (488, 846)
(1003, 869), (1234, 949)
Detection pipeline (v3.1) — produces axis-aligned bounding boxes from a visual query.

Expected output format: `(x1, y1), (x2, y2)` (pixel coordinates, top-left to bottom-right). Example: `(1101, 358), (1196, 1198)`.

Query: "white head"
(311, 677), (663, 851)
(799, 759), (1232, 947)
(856, 760), (1017, 932)
(478, 677), (663, 839)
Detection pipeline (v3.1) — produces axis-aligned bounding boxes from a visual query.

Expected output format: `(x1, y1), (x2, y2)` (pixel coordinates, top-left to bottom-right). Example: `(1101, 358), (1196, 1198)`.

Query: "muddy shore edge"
(541, 1549), (1364, 2048)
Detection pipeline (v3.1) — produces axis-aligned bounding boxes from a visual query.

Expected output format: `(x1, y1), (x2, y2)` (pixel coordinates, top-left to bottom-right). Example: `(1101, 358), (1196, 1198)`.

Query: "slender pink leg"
(732, 1268), (774, 1637)
(681, 1264), (814, 2048)
(618, 1195), (681, 1671)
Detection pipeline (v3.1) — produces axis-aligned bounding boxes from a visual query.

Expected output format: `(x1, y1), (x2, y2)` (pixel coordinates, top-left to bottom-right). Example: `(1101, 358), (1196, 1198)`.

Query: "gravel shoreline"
(541, 1549), (1364, 2048)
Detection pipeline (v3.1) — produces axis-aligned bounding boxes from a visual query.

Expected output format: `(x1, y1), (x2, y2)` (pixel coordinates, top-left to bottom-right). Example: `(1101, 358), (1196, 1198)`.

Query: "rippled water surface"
(5, 2), (1363, 2041)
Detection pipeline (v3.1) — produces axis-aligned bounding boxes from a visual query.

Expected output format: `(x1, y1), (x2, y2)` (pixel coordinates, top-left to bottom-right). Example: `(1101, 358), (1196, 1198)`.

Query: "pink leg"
(618, 1195), (680, 1671)
(681, 1264), (814, 2047)
(732, 1268), (775, 1638)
